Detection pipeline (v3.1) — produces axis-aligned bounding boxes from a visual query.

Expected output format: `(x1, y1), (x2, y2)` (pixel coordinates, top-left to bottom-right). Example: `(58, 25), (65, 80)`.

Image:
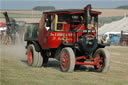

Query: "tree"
(33, 6), (55, 11)
(116, 5), (128, 9)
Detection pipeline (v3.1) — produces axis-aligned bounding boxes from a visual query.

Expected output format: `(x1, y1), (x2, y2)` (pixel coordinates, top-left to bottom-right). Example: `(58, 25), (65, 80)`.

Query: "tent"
(98, 16), (128, 35)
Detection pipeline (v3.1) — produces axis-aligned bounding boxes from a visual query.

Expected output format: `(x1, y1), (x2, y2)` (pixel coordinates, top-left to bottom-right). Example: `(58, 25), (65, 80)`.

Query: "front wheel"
(60, 47), (75, 72)
(93, 48), (110, 72)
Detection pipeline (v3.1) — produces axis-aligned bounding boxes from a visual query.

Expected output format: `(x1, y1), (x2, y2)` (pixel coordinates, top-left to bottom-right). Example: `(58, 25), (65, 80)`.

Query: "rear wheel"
(27, 44), (43, 67)
(60, 47), (75, 72)
(93, 48), (110, 72)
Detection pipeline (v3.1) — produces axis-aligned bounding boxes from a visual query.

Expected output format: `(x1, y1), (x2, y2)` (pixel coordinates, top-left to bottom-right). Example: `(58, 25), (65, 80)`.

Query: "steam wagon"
(24, 4), (110, 72)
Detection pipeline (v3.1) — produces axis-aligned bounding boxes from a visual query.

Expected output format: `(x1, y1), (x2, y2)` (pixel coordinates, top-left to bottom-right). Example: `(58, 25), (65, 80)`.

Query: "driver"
(45, 19), (50, 31)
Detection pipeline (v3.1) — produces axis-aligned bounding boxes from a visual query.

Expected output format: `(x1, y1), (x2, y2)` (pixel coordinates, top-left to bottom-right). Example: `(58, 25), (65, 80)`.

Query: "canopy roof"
(44, 9), (101, 15)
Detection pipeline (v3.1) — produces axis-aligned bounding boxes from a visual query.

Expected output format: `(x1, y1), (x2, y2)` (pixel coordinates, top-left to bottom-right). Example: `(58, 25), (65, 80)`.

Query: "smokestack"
(3, 12), (10, 24)
(84, 4), (92, 33)
(84, 4), (92, 10)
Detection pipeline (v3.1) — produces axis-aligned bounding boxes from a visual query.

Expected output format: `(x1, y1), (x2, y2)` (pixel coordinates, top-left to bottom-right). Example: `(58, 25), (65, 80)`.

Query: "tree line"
(33, 6), (55, 11)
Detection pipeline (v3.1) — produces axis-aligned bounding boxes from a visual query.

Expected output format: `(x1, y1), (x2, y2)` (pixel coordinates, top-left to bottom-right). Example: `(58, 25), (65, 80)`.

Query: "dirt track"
(0, 44), (128, 85)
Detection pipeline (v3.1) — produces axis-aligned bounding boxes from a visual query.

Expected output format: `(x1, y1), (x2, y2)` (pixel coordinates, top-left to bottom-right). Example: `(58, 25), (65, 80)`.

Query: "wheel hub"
(28, 49), (32, 64)
(94, 55), (103, 70)
(61, 51), (69, 69)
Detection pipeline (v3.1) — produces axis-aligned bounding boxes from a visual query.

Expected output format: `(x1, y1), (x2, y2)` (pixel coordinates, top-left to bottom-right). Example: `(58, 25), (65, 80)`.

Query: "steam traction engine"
(24, 5), (110, 72)
(3, 12), (25, 44)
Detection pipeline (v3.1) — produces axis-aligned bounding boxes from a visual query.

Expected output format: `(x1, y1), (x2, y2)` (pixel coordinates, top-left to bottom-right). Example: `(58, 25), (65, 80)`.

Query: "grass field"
(1, 9), (128, 17)
(0, 44), (128, 85)
(0, 10), (42, 23)
(0, 8), (128, 23)
(0, 13), (42, 18)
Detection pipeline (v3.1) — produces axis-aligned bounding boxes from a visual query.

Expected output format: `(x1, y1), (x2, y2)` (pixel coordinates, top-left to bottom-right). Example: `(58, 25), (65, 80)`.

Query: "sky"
(0, 0), (128, 10)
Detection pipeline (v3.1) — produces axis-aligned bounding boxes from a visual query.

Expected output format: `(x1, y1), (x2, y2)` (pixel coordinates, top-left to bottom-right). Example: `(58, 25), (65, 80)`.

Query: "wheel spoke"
(97, 63), (102, 70)
(99, 59), (103, 63)
(94, 48), (110, 72)
(95, 55), (104, 70)
(61, 51), (69, 70)
(65, 54), (69, 68)
(60, 47), (75, 72)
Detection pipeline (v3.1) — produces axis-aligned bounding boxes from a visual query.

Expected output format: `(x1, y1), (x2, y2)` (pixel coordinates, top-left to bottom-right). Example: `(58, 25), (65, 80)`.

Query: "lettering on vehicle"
(50, 33), (72, 37)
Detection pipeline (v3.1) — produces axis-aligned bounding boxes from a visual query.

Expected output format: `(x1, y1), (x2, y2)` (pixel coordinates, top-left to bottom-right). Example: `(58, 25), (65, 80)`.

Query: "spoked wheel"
(27, 44), (43, 67)
(60, 47), (75, 72)
(94, 48), (110, 72)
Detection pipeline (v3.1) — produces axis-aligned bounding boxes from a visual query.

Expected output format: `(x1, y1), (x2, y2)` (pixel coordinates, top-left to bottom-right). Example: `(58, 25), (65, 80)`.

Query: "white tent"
(98, 16), (128, 35)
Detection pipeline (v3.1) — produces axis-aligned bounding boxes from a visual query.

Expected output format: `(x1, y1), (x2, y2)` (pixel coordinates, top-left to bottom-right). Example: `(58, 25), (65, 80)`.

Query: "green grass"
(0, 13), (42, 18)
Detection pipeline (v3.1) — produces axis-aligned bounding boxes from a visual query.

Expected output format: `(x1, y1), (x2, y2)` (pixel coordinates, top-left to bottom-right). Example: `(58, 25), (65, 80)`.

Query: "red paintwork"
(0, 23), (6, 27)
(94, 56), (103, 70)
(61, 51), (69, 69)
(44, 10), (101, 15)
(74, 24), (85, 30)
(39, 24), (96, 48)
(76, 56), (86, 60)
(28, 49), (32, 64)
(50, 32), (74, 48)
(63, 24), (70, 31)
(71, 11), (101, 15)
(39, 14), (49, 49)
(38, 9), (100, 49)
(75, 62), (96, 65)
(75, 56), (103, 66)
(39, 22), (77, 49)
(75, 56), (96, 65)
(91, 11), (101, 15)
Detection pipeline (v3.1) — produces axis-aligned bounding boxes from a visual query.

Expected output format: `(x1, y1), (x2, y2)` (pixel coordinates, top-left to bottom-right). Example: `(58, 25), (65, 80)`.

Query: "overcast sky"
(0, 0), (128, 10)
